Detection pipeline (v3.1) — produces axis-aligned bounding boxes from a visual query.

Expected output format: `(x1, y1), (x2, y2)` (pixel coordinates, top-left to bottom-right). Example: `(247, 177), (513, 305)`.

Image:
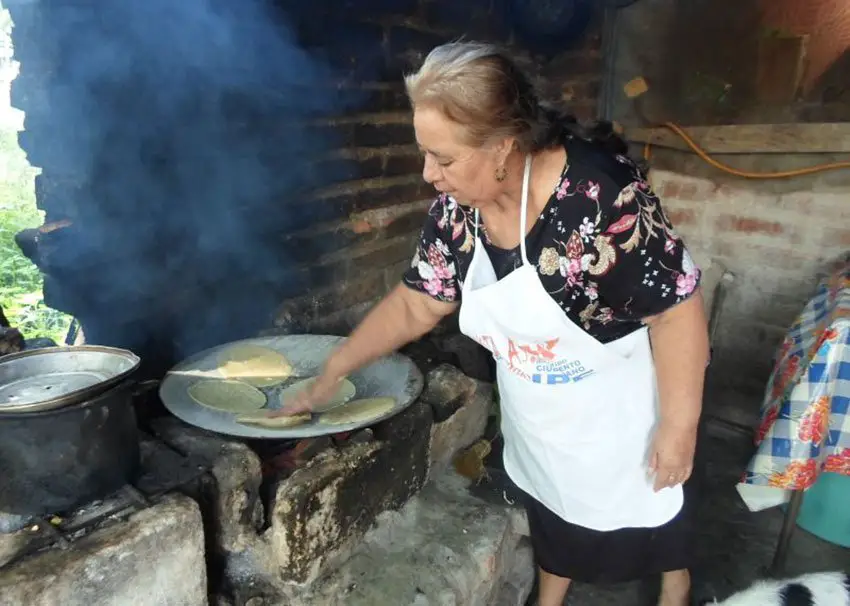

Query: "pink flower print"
(675, 249), (699, 296)
(426, 244), (451, 277)
(424, 279), (443, 297)
(599, 307), (614, 323)
(664, 239), (676, 254)
(435, 265), (454, 281)
(676, 273), (697, 296)
(555, 178), (571, 200)
(585, 181), (600, 201)
(585, 282), (598, 301)
(443, 286), (457, 299)
(559, 257), (583, 287)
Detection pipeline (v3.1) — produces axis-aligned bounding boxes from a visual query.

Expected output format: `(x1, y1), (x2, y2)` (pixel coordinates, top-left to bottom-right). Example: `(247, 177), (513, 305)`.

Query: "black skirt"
(522, 479), (697, 584)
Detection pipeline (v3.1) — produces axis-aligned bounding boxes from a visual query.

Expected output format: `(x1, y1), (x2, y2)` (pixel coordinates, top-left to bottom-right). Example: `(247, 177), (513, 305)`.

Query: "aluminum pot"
(0, 346), (142, 516)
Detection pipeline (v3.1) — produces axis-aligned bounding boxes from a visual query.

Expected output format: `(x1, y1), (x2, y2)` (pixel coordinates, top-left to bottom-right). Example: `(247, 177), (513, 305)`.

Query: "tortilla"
(217, 344), (294, 387)
(187, 379), (267, 413)
(278, 377), (356, 413)
(317, 397), (396, 425)
(234, 412), (312, 428)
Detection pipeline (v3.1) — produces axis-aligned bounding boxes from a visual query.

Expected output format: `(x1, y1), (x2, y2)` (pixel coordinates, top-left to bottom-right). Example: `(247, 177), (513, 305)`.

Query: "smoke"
(14, 0), (377, 363)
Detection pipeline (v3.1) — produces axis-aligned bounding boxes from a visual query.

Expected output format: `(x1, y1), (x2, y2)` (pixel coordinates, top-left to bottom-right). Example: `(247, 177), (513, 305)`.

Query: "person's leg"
(536, 567), (572, 606)
(658, 569), (690, 606)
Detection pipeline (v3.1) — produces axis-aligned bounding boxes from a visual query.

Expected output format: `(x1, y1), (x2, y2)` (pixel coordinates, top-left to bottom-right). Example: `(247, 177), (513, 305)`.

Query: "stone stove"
(0, 432), (210, 604)
(0, 364), (533, 606)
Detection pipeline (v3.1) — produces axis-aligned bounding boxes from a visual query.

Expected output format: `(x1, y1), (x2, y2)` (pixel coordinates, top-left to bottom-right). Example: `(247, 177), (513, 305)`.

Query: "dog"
(699, 571), (850, 605)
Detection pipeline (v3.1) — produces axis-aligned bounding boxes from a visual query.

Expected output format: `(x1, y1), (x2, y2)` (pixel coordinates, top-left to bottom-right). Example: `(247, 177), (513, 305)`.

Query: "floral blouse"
(402, 137), (702, 344)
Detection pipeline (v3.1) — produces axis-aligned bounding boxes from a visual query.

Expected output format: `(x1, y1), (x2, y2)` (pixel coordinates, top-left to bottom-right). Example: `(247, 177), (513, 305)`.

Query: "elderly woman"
(284, 42), (709, 606)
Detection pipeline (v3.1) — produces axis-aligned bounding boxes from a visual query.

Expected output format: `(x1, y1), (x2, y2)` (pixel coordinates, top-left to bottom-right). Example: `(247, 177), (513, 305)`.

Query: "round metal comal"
(159, 334), (424, 439)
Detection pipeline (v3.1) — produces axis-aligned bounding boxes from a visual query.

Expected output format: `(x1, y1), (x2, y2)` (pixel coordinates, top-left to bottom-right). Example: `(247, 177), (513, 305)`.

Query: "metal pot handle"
(132, 379), (160, 398)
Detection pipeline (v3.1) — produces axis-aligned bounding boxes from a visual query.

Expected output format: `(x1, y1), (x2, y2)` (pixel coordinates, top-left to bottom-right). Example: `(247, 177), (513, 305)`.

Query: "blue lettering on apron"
(531, 373), (574, 384)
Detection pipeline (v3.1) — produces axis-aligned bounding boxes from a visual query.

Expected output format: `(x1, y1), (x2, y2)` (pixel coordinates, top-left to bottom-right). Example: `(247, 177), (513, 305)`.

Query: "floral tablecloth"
(739, 261), (850, 498)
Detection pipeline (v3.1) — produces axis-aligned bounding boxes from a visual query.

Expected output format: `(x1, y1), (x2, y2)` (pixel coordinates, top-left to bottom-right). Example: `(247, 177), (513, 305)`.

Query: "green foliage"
(0, 127), (72, 343)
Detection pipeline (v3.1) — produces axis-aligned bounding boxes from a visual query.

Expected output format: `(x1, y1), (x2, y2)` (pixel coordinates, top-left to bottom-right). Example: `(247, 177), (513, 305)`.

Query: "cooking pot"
(0, 346), (142, 516)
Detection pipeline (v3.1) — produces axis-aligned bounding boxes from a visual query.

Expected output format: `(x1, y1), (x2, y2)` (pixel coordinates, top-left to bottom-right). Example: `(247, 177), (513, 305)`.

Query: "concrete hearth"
(149, 363), (511, 605)
(0, 495), (207, 606)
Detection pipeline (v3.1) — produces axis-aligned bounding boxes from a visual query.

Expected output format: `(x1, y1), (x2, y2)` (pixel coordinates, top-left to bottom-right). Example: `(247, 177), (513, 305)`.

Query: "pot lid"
(0, 346), (140, 413)
(0, 371), (112, 407)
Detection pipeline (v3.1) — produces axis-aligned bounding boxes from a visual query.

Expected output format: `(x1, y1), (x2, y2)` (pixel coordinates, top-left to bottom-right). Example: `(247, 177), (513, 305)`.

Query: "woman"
(282, 42), (709, 606)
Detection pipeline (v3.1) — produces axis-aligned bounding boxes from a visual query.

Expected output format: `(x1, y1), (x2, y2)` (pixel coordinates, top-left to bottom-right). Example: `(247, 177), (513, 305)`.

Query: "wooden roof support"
(626, 122), (850, 155)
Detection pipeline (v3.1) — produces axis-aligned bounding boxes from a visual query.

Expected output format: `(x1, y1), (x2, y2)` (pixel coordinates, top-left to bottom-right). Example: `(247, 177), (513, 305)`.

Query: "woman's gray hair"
(404, 41), (628, 157)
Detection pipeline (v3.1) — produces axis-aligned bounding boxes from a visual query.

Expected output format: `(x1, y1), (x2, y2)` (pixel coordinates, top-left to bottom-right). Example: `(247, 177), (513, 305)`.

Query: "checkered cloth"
(741, 261), (850, 490)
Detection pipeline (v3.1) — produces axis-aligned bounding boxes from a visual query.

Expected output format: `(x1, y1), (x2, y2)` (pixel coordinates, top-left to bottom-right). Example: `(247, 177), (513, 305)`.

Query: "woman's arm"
(326, 283), (458, 379)
(277, 283), (458, 414)
(644, 289), (710, 490)
(645, 290), (709, 432)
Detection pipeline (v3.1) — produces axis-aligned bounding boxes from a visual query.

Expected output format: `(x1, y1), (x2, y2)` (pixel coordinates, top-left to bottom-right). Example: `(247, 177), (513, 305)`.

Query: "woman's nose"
(422, 155), (438, 184)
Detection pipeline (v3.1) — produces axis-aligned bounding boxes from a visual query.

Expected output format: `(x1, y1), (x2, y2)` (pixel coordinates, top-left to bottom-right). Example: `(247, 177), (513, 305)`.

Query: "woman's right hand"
(270, 369), (342, 417)
(268, 284), (457, 417)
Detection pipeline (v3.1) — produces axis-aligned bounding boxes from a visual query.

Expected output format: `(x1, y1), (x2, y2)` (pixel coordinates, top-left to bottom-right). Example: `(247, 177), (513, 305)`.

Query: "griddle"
(158, 334), (424, 439)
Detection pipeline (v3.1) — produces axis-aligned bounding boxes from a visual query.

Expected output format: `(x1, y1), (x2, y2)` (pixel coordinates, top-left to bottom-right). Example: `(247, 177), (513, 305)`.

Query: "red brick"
(666, 208), (697, 227)
(383, 210), (428, 238)
(351, 237), (417, 271)
(676, 182), (701, 200)
(716, 214), (784, 236)
(660, 180), (681, 199)
(714, 241), (804, 271)
(350, 182), (434, 213)
(313, 271), (387, 318)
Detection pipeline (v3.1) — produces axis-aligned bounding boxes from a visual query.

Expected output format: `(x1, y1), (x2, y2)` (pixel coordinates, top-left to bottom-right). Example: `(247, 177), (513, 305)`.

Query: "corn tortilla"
(217, 344), (294, 387)
(278, 377), (356, 413)
(234, 412), (312, 428)
(317, 397), (396, 425)
(187, 379), (267, 413)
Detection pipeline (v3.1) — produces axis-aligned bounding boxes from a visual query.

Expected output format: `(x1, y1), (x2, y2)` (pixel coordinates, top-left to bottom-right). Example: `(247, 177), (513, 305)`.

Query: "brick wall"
(4, 0), (604, 369)
(272, 0), (606, 334)
(645, 155), (850, 423)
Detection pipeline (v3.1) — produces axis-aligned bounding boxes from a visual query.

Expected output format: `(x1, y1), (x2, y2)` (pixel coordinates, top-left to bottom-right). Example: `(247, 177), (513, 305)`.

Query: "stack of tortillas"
(217, 344), (294, 387)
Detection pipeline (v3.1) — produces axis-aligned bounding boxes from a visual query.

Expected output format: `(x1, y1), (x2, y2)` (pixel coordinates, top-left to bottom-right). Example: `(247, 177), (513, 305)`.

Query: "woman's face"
(413, 106), (511, 208)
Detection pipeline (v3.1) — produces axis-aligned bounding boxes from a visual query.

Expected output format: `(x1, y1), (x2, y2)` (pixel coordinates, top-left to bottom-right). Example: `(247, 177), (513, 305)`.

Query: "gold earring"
(494, 166), (507, 182)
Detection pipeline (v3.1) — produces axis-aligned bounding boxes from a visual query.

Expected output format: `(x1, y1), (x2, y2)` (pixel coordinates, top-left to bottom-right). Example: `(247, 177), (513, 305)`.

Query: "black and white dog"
(700, 572), (850, 605)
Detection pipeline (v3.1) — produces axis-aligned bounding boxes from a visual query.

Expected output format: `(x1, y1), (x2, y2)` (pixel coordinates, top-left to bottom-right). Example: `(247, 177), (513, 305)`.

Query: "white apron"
(457, 155), (683, 532)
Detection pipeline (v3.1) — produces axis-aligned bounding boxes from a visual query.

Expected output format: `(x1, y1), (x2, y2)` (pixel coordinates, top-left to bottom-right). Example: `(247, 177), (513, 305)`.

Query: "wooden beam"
(626, 122), (850, 154)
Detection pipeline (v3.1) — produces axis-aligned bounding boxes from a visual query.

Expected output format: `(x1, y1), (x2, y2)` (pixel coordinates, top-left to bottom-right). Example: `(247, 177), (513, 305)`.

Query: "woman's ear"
(492, 136), (517, 166)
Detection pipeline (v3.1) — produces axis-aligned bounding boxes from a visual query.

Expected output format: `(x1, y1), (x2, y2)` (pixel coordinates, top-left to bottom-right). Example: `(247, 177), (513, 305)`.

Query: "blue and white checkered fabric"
(742, 262), (850, 490)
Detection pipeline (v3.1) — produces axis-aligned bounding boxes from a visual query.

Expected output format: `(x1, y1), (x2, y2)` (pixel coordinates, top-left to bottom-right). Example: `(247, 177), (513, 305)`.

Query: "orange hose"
(644, 121), (850, 179)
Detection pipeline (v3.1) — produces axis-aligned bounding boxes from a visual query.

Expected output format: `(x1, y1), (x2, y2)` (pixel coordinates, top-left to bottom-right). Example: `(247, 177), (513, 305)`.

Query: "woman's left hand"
(647, 422), (697, 492)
